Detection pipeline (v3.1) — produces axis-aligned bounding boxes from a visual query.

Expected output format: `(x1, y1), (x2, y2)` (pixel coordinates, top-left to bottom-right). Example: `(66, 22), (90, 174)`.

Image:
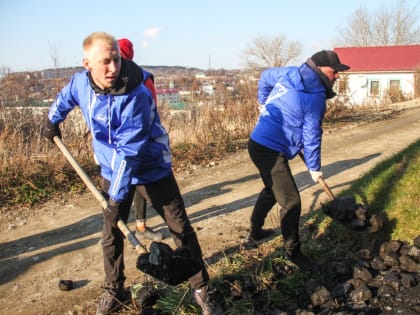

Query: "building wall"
(340, 72), (414, 105)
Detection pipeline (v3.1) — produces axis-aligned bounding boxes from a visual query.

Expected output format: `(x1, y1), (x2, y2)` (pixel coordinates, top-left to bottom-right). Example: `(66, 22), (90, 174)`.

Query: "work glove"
(42, 117), (62, 142)
(309, 170), (323, 183)
(103, 199), (120, 225)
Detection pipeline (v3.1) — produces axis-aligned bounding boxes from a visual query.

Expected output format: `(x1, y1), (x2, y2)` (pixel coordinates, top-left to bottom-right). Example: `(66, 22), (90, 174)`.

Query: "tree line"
(242, 0), (419, 70)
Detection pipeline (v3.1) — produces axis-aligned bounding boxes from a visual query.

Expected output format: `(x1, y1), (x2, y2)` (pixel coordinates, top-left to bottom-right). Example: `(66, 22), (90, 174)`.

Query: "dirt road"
(1, 103), (420, 314)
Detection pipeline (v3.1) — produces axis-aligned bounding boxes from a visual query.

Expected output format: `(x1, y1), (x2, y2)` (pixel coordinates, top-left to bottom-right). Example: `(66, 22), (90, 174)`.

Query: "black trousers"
(133, 189), (147, 222)
(100, 173), (209, 290)
(248, 138), (301, 255)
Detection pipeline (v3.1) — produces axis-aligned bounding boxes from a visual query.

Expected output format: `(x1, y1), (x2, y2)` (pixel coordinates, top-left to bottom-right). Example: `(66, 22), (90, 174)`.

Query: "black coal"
(290, 236), (420, 314)
(322, 196), (383, 233)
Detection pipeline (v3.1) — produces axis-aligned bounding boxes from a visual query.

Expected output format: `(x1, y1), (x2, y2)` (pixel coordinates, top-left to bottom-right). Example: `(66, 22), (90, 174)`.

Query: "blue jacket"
(250, 63), (327, 171)
(48, 60), (172, 201)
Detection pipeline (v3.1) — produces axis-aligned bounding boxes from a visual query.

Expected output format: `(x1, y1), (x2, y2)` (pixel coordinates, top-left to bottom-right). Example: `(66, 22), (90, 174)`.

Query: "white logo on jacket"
(265, 82), (288, 105)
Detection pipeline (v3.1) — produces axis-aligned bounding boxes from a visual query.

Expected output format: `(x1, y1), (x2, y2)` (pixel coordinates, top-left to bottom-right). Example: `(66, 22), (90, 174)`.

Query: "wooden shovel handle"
(298, 151), (335, 201)
(318, 177), (335, 201)
(53, 136), (147, 254)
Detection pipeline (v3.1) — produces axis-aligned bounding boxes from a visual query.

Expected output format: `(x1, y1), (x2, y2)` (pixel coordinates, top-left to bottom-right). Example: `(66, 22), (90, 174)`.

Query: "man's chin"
(103, 80), (116, 88)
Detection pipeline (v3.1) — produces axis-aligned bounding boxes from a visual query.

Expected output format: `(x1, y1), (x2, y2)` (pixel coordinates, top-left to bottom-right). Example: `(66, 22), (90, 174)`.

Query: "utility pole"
(208, 54), (212, 76)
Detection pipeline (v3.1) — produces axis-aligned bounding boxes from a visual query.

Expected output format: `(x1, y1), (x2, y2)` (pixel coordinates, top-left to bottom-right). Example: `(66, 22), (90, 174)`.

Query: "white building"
(334, 45), (420, 105)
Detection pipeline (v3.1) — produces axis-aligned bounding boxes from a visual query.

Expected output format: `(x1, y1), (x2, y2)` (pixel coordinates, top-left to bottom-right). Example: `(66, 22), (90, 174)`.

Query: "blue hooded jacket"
(250, 63), (327, 171)
(48, 60), (172, 201)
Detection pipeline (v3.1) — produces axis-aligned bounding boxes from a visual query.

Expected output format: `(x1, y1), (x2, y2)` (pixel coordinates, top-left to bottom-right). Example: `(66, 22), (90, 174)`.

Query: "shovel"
(53, 137), (203, 284)
(298, 152), (334, 200)
(297, 151), (382, 232)
(53, 136), (147, 254)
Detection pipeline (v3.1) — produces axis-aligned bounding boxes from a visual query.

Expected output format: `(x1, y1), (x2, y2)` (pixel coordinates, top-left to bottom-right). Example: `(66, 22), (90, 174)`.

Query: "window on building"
(336, 75), (348, 95)
(369, 80), (380, 96)
(388, 79), (403, 102)
(389, 80), (400, 94)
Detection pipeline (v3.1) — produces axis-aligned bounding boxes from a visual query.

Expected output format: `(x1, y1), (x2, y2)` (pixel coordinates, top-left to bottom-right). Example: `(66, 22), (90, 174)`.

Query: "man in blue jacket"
(43, 32), (221, 315)
(245, 50), (350, 270)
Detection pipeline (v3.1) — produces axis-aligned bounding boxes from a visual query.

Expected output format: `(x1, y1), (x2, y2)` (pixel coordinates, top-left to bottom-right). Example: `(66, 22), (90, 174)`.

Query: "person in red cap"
(244, 50), (350, 271)
(117, 38), (134, 60)
(118, 38), (163, 242)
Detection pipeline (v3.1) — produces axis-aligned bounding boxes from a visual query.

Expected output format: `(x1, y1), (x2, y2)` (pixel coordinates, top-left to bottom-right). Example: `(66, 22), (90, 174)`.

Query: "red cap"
(118, 38), (134, 60)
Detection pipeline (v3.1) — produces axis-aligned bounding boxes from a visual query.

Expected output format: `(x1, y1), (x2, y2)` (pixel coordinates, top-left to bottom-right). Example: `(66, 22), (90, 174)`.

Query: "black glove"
(103, 199), (120, 225)
(42, 117), (62, 142)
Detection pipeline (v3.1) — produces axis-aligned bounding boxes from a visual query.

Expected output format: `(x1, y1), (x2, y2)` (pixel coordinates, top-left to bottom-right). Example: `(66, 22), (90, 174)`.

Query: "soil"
(1, 102), (420, 315)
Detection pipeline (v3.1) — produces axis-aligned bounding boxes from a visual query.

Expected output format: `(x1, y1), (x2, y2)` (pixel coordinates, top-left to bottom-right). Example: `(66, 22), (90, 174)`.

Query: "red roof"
(156, 88), (179, 94)
(334, 45), (420, 72)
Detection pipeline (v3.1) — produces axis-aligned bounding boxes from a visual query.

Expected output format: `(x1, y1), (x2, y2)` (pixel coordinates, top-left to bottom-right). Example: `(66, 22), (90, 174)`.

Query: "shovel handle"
(318, 177), (335, 201)
(53, 136), (108, 208)
(298, 151), (335, 201)
(53, 136), (147, 254)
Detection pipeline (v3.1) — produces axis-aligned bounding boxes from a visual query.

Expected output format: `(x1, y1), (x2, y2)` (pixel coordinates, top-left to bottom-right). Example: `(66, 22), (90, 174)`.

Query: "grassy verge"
(144, 138), (420, 314)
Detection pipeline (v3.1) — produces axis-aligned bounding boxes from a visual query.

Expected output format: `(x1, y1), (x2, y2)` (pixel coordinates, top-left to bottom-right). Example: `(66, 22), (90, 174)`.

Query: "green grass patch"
(332, 138), (420, 242)
(153, 138), (420, 314)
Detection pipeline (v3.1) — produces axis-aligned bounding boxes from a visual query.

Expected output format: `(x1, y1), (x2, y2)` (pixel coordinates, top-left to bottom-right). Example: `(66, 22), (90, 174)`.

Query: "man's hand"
(309, 170), (323, 183)
(103, 199), (120, 224)
(42, 117), (62, 142)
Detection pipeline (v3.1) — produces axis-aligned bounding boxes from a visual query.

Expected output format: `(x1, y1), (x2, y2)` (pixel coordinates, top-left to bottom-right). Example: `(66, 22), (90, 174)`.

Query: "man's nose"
(109, 61), (118, 73)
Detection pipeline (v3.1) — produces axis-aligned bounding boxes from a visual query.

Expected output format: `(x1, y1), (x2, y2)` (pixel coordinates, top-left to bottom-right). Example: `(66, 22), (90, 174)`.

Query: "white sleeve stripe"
(110, 160), (127, 197)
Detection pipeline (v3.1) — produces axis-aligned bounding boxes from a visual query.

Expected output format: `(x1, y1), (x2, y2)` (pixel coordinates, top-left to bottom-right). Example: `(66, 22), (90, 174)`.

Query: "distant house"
(334, 45), (420, 105)
(156, 88), (186, 109)
(195, 73), (206, 79)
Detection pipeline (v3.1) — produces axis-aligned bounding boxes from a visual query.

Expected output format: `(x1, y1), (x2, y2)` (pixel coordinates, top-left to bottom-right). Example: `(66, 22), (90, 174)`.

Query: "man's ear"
(83, 58), (91, 71)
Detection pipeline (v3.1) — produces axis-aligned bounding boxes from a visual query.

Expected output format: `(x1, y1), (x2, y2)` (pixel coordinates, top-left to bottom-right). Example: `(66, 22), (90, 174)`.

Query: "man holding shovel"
(42, 31), (221, 315)
(244, 50), (350, 270)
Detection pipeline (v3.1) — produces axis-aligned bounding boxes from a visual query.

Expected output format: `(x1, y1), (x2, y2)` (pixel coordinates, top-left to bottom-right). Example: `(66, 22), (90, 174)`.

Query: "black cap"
(311, 50), (350, 71)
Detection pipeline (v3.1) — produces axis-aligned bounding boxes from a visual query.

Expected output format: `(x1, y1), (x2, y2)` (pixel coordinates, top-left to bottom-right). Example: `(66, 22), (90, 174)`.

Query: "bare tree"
(392, 1), (419, 45)
(242, 35), (302, 70)
(335, 0), (420, 46)
(339, 7), (373, 46)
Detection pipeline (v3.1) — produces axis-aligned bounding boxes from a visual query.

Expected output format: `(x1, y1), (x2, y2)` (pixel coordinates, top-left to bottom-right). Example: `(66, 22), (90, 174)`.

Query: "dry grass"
(0, 85), (259, 212)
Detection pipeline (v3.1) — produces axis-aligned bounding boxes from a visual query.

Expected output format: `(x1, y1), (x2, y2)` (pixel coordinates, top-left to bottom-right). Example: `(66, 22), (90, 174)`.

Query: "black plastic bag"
(136, 242), (202, 285)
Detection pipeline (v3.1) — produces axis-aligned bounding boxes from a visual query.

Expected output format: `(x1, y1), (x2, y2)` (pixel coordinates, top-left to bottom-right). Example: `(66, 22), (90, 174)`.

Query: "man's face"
(83, 39), (121, 90)
(319, 66), (339, 85)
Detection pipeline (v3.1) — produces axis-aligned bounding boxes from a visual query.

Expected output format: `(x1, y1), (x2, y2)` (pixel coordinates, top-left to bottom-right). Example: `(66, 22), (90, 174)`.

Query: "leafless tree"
(335, 0), (420, 46)
(242, 35), (302, 70)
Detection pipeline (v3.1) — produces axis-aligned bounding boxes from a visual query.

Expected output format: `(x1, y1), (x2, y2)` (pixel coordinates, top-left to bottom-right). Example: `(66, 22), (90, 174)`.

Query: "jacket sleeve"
(48, 75), (81, 124)
(108, 88), (153, 201)
(301, 97), (325, 171)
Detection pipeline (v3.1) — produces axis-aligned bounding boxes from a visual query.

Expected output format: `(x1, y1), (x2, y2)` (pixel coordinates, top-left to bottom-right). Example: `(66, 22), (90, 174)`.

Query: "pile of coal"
(322, 196), (382, 232)
(136, 241), (202, 285)
(297, 236), (420, 314)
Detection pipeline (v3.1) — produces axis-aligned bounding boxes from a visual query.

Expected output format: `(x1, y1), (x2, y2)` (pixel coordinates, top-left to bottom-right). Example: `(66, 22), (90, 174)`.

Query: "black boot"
(242, 228), (276, 249)
(287, 250), (315, 271)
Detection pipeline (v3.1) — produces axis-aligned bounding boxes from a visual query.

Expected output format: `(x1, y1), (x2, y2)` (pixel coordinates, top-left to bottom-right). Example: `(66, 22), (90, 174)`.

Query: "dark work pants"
(100, 179), (135, 288)
(101, 173), (209, 290)
(133, 189), (147, 222)
(248, 139), (301, 255)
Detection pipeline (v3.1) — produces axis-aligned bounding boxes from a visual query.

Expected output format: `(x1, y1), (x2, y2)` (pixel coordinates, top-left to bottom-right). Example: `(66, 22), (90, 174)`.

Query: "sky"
(1, 0), (419, 72)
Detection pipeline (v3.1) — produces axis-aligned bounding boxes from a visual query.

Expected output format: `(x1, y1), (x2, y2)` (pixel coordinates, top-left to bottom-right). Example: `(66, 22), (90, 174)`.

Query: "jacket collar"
(88, 58), (144, 95)
(306, 58), (336, 99)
